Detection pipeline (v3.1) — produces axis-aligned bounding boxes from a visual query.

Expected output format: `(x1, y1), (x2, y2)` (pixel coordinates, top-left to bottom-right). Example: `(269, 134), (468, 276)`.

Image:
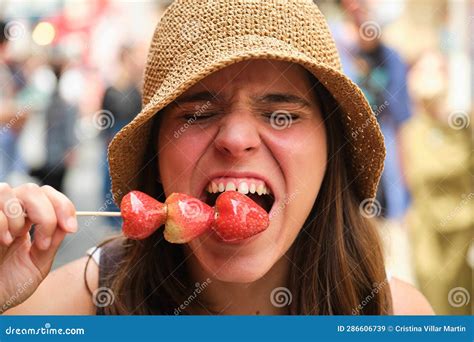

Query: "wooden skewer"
(75, 211), (121, 217)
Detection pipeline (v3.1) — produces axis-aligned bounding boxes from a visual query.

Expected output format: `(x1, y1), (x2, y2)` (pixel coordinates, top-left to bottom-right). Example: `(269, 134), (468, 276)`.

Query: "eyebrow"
(252, 93), (312, 108)
(174, 91), (221, 106)
(173, 90), (312, 108)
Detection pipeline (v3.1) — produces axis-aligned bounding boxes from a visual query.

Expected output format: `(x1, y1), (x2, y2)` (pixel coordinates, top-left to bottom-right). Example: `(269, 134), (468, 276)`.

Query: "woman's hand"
(0, 183), (77, 313)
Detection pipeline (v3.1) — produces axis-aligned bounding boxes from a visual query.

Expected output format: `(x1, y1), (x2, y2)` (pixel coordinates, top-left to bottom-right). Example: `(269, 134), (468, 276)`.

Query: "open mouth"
(202, 177), (275, 213)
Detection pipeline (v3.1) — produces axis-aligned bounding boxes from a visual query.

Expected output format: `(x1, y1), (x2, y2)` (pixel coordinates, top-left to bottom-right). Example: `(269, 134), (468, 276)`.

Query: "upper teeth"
(206, 178), (271, 195)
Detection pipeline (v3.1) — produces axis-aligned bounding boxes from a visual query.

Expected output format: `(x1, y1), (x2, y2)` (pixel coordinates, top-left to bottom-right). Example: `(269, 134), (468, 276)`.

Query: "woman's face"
(158, 59), (327, 283)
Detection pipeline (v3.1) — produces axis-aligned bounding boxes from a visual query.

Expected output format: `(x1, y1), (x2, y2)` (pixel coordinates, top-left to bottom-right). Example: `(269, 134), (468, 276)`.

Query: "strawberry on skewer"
(121, 191), (168, 240)
(119, 190), (270, 244)
(212, 191), (269, 242)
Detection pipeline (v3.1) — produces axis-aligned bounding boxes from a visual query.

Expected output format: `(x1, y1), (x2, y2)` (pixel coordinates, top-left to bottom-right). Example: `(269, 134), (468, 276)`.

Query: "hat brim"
(108, 35), (385, 205)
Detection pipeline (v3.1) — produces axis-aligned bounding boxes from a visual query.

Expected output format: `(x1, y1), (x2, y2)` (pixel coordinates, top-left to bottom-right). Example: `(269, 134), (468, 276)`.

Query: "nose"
(214, 111), (261, 159)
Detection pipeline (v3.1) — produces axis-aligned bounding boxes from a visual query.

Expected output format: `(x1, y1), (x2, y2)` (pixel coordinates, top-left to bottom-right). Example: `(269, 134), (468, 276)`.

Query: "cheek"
(157, 122), (211, 192)
(267, 122), (327, 239)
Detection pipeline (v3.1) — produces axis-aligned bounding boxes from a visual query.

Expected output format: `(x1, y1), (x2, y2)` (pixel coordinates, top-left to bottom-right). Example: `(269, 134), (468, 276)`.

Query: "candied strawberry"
(213, 190), (269, 242)
(164, 193), (214, 243)
(121, 191), (167, 240)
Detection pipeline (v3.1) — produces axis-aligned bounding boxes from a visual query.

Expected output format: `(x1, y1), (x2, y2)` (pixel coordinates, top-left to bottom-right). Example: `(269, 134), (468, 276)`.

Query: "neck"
(185, 251), (291, 315)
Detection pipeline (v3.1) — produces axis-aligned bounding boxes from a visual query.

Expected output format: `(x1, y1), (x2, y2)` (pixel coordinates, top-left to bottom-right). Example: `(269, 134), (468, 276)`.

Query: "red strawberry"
(164, 193), (214, 243)
(213, 191), (269, 242)
(121, 191), (167, 240)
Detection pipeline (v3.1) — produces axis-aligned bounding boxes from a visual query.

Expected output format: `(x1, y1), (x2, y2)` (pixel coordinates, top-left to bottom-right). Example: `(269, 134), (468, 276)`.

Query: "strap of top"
(92, 239), (125, 315)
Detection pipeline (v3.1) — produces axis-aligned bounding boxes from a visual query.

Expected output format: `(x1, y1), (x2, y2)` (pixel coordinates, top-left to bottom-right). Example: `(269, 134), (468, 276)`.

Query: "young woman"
(0, 0), (433, 315)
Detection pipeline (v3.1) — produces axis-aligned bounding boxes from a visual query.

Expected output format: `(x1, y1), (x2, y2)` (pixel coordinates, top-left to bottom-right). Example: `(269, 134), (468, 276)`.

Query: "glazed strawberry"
(164, 193), (214, 243)
(213, 191), (269, 242)
(121, 191), (167, 240)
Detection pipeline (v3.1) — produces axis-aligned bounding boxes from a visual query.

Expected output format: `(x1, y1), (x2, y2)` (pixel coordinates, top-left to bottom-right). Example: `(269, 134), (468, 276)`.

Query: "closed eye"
(262, 112), (301, 121)
(181, 112), (220, 122)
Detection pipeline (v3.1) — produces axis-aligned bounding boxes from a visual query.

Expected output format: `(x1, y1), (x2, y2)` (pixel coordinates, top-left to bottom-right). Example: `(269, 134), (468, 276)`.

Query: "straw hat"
(108, 0), (385, 205)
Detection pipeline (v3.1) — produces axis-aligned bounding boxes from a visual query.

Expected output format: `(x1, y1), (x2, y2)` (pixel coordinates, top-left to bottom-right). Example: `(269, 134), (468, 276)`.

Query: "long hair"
(86, 74), (392, 315)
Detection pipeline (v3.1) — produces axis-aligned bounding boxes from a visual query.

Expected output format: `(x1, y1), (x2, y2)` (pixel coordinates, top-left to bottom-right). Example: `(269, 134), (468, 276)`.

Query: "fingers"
(12, 184), (57, 250)
(0, 183), (26, 239)
(0, 182), (78, 253)
(41, 185), (78, 234)
(0, 211), (13, 245)
(30, 228), (67, 278)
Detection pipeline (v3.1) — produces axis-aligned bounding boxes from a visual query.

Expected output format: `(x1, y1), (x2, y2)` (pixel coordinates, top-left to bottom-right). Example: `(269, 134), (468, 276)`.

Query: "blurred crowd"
(0, 0), (472, 315)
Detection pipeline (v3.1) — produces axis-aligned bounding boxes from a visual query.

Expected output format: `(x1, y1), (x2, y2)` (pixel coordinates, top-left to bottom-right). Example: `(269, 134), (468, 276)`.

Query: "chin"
(187, 226), (282, 283)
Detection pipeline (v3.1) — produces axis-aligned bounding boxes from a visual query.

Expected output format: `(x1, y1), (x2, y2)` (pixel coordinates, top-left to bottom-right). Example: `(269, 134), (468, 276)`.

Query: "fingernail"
(3, 231), (13, 245)
(40, 237), (51, 250)
(66, 217), (78, 232)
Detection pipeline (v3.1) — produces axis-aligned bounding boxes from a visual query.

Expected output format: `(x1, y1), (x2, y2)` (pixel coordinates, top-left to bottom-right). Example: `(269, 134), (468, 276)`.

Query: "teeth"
(249, 183), (256, 194)
(206, 179), (272, 196)
(238, 182), (249, 194)
(225, 182), (236, 191)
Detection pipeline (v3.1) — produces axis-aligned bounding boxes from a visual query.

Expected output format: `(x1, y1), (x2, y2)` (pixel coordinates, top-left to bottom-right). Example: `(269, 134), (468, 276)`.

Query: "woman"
(0, 0), (433, 315)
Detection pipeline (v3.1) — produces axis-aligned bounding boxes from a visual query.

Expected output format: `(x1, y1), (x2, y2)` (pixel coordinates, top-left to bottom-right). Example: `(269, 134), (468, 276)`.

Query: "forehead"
(182, 59), (314, 98)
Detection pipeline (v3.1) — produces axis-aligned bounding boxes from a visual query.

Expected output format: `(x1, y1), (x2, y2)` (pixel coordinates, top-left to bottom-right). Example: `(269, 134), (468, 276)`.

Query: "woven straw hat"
(108, 0), (385, 205)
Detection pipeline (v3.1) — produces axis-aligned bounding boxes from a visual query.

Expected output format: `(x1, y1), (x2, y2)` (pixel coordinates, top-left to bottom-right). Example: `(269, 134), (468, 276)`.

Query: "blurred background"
(0, 0), (472, 315)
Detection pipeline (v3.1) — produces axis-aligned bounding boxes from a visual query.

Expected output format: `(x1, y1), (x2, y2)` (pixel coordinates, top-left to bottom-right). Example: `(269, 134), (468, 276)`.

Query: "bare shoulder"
(390, 277), (435, 315)
(4, 256), (98, 315)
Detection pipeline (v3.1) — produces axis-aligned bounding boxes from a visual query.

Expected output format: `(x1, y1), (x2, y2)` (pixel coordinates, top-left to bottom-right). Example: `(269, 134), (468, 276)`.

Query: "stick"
(75, 211), (122, 217)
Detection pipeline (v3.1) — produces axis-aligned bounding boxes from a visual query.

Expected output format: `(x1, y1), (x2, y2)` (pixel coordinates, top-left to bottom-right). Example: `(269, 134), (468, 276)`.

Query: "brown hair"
(86, 74), (392, 315)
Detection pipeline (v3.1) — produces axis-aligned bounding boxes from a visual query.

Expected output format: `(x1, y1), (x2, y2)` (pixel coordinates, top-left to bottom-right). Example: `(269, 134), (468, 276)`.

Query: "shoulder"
(390, 277), (435, 315)
(5, 256), (99, 315)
